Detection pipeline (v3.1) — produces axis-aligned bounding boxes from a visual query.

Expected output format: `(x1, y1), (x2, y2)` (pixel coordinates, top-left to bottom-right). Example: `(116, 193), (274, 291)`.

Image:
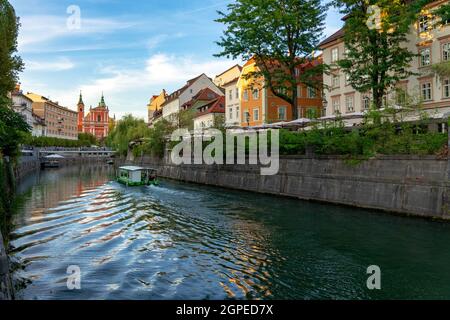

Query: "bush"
(25, 134), (96, 148)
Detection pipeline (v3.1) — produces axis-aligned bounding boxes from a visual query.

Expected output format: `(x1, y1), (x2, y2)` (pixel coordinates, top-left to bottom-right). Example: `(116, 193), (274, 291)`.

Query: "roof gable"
(163, 73), (210, 106)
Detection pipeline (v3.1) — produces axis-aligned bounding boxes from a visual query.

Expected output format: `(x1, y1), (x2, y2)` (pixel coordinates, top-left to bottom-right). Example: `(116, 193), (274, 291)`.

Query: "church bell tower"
(77, 91), (85, 133)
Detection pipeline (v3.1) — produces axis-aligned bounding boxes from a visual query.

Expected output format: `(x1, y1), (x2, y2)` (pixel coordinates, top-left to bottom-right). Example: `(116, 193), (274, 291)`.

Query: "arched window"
(97, 115), (101, 122)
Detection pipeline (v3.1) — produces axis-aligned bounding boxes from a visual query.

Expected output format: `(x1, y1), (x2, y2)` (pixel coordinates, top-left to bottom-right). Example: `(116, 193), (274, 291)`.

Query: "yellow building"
(148, 89), (167, 125)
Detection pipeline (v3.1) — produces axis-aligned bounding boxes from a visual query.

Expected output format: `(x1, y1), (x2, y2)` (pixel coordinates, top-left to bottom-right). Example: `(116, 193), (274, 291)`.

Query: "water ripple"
(9, 165), (450, 300)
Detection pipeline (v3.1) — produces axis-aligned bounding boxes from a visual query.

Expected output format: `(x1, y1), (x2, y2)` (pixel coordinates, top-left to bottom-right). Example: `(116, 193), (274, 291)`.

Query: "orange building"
(77, 92), (113, 140)
(238, 57), (324, 127)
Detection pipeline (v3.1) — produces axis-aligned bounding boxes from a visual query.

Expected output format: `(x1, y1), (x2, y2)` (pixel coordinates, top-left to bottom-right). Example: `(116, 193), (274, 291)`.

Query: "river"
(4, 164), (450, 300)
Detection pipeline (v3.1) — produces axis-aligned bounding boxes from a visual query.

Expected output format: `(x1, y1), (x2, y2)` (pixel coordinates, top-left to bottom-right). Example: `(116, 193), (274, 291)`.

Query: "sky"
(10, 0), (343, 120)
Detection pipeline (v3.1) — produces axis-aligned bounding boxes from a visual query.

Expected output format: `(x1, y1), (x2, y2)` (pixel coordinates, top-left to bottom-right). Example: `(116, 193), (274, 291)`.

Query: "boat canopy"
(45, 154), (65, 159)
(119, 166), (157, 172)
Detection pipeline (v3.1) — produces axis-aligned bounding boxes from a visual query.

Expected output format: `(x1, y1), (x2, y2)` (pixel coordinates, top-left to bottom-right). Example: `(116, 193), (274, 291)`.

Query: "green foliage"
(106, 114), (177, 158)
(332, 0), (422, 109)
(178, 109), (196, 130)
(215, 0), (327, 119)
(0, 96), (31, 157)
(276, 118), (447, 158)
(432, 61), (450, 80)
(142, 119), (176, 158)
(25, 135), (93, 148)
(0, 1), (28, 158)
(106, 115), (151, 156)
(433, 1), (450, 26)
(0, 0), (23, 97)
(78, 133), (98, 147)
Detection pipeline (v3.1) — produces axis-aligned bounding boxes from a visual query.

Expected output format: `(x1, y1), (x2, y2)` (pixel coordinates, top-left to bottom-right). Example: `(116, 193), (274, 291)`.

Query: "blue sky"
(11, 0), (343, 120)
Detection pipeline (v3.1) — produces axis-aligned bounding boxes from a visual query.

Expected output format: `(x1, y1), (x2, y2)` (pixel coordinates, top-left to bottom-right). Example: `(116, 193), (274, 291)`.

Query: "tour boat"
(117, 166), (159, 186)
(42, 154), (64, 168)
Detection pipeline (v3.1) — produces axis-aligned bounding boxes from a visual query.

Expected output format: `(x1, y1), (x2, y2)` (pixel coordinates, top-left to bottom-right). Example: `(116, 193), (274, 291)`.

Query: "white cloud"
(26, 57), (75, 71)
(77, 53), (234, 96)
(40, 53), (238, 120)
(18, 15), (138, 51)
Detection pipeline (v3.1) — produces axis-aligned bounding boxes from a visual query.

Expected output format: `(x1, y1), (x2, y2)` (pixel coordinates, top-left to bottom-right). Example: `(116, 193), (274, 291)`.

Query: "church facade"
(77, 93), (114, 140)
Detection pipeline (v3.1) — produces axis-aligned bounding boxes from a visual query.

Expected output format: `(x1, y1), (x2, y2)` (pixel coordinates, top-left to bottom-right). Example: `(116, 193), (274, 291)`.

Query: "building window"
(443, 43), (450, 61)
(244, 110), (250, 123)
(444, 79), (450, 98)
(331, 48), (339, 63)
(253, 108), (260, 121)
(297, 85), (302, 97)
(235, 88), (239, 99)
(295, 68), (300, 77)
(252, 89), (260, 100)
(229, 108), (233, 120)
(229, 90), (233, 101)
(421, 82), (432, 101)
(419, 15), (429, 33)
(97, 115), (101, 122)
(420, 48), (431, 66)
(345, 95), (354, 113)
(278, 106), (287, 120)
(332, 75), (340, 89)
(332, 98), (340, 114)
(307, 87), (316, 98)
(362, 95), (371, 110)
(243, 90), (249, 101)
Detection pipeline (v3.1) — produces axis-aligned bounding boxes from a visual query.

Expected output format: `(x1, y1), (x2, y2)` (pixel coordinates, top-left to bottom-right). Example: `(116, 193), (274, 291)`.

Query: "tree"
(178, 109), (196, 130)
(331, 0), (428, 110)
(0, 97), (31, 157)
(215, 0), (327, 120)
(106, 115), (151, 156)
(144, 119), (176, 158)
(78, 133), (98, 146)
(0, 0), (23, 97)
(0, 1), (29, 157)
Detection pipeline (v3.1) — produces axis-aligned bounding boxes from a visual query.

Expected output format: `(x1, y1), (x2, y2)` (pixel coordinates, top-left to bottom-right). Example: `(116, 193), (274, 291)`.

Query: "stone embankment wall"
(0, 231), (13, 300)
(129, 154), (450, 220)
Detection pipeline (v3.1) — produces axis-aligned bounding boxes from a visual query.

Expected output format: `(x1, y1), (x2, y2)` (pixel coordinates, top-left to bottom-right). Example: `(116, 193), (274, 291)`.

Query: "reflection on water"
(7, 165), (450, 300)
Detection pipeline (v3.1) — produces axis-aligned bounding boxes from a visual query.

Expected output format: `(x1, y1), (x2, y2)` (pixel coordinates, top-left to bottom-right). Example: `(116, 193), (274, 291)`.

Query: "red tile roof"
(180, 88), (222, 110)
(195, 96), (225, 118)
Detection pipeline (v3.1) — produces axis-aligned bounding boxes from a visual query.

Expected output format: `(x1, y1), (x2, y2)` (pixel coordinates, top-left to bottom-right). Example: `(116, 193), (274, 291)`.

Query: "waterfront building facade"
(11, 84), (34, 129)
(214, 64), (243, 88)
(193, 96), (226, 130)
(32, 113), (47, 137)
(77, 93), (112, 140)
(319, 1), (450, 130)
(26, 92), (78, 140)
(181, 88), (223, 112)
(223, 78), (241, 127)
(238, 57), (324, 127)
(161, 74), (224, 123)
(148, 89), (167, 126)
